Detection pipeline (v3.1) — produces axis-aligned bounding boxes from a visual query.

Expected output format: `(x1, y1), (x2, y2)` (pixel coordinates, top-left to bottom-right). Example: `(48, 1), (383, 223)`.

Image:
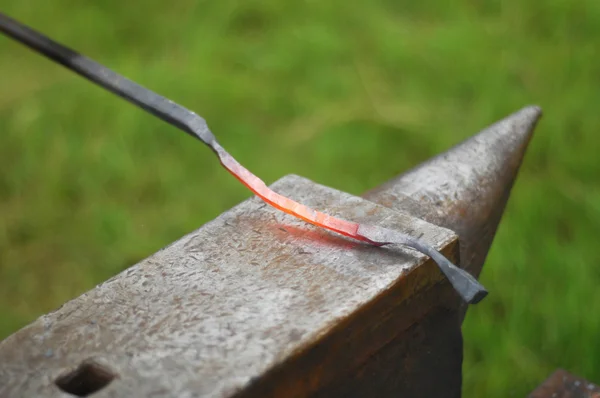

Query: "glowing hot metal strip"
(0, 12), (487, 304)
(213, 143), (373, 244)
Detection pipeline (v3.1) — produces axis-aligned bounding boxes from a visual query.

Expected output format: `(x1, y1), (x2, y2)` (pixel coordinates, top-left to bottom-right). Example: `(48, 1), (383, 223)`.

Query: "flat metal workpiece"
(0, 175), (459, 398)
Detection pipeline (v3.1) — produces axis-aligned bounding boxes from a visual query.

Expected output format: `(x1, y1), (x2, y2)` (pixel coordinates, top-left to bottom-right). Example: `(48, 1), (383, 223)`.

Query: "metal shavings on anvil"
(0, 12), (487, 304)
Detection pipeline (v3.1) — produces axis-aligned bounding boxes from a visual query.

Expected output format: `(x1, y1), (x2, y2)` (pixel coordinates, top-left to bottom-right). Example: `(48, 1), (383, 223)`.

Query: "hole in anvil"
(55, 360), (116, 397)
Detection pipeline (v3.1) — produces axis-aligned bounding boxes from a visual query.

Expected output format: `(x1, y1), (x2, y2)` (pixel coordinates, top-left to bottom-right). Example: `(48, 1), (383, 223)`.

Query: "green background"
(1, 1), (599, 396)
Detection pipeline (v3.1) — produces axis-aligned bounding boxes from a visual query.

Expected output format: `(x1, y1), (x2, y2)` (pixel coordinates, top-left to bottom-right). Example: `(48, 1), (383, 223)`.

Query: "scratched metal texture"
(0, 175), (458, 398)
(364, 105), (542, 280)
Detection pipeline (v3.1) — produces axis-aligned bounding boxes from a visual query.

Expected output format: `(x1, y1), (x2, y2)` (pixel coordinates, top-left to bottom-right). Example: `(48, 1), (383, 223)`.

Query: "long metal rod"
(0, 12), (216, 146)
(0, 12), (487, 304)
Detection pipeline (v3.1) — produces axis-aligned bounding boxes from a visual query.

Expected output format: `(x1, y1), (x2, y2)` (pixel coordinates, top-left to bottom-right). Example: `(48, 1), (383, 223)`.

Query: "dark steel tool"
(0, 12), (487, 304)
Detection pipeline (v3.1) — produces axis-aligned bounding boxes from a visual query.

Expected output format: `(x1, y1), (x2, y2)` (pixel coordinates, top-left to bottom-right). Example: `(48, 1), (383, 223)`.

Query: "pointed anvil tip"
(363, 105), (542, 280)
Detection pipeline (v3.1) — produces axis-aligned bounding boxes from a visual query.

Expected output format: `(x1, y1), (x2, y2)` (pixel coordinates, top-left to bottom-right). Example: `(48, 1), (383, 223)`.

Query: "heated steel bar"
(0, 11), (486, 303)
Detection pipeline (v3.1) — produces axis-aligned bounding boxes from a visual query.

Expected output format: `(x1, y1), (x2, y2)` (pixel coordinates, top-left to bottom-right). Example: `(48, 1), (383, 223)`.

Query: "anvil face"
(0, 175), (458, 398)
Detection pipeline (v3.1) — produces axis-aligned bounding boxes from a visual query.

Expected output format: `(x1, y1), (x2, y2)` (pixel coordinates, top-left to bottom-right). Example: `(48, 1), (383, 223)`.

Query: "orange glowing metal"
(213, 144), (378, 246)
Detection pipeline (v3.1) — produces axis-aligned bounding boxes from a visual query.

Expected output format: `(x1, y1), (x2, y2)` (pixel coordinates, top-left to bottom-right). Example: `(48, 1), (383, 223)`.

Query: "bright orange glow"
(214, 146), (381, 245)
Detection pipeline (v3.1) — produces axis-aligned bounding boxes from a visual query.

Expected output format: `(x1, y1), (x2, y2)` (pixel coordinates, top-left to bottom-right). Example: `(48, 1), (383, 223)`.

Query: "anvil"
(0, 11), (541, 398)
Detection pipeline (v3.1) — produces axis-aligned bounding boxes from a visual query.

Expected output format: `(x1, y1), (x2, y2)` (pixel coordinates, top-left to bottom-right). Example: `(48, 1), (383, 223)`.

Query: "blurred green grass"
(1, 1), (599, 396)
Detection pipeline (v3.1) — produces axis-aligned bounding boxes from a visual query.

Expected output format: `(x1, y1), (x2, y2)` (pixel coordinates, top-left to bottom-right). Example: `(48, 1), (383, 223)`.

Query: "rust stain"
(528, 369), (600, 398)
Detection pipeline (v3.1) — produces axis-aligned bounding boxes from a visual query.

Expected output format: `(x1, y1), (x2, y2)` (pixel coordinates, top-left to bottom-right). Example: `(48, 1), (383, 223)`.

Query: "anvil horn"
(364, 105), (542, 284)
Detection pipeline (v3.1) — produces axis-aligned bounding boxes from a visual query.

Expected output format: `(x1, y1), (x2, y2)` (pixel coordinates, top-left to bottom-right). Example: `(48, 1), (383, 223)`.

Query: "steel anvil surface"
(0, 175), (460, 398)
